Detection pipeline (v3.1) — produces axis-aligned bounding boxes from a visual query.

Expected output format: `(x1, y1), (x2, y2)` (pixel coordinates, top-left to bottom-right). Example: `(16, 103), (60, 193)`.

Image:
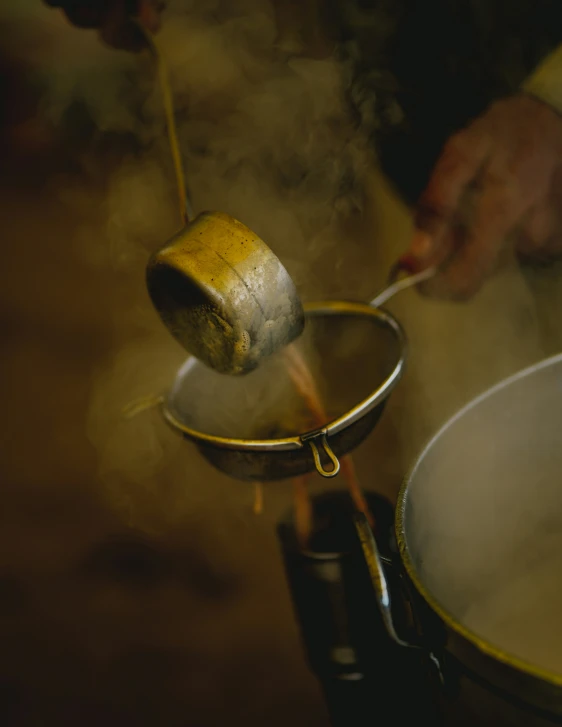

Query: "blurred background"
(1, 1), (561, 724)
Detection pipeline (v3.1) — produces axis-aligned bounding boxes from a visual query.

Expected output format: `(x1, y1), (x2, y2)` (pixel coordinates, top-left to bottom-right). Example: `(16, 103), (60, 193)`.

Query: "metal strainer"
(159, 290), (413, 482)
(148, 262), (432, 481)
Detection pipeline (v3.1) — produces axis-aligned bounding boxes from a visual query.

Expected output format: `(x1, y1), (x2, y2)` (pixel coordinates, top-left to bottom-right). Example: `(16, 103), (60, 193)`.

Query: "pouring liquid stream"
(283, 344), (375, 548)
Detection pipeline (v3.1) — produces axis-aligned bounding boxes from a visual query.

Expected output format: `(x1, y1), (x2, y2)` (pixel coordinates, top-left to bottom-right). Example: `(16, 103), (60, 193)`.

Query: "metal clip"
(301, 431), (341, 478)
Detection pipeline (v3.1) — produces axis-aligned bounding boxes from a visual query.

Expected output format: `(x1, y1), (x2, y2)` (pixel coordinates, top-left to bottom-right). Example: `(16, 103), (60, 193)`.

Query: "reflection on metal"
(301, 431), (341, 478)
(140, 27), (305, 376)
(354, 512), (418, 649)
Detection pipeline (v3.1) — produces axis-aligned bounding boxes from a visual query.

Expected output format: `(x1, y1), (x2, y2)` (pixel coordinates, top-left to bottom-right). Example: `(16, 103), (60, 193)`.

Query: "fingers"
(441, 167), (521, 298)
(408, 127), (492, 270)
(405, 94), (562, 300)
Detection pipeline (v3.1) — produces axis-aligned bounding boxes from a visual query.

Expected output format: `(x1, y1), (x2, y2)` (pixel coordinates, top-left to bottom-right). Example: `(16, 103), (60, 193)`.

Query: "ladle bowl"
(161, 300), (407, 481)
(146, 211), (305, 375)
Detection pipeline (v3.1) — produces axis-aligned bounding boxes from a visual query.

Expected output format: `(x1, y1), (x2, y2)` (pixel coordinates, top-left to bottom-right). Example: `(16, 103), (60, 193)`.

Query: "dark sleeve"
(42, 0), (137, 29)
(339, 0), (562, 204)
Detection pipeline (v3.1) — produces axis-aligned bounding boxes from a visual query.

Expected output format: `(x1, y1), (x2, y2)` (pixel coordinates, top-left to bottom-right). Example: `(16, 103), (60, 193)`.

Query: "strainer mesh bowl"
(162, 301), (406, 481)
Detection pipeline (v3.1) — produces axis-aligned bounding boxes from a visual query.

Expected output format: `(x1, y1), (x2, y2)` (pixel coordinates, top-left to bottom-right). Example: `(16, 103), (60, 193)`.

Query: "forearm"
(522, 43), (562, 115)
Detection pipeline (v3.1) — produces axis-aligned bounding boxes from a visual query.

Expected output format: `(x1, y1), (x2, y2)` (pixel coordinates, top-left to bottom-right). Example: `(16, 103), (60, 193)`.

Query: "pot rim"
(396, 351), (562, 688)
(161, 299), (407, 452)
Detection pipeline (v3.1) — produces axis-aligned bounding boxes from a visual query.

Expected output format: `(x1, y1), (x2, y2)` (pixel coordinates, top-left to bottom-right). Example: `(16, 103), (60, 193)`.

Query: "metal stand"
(277, 491), (439, 726)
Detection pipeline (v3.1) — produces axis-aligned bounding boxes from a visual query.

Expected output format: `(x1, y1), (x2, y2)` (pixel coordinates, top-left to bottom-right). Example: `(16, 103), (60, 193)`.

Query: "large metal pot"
(387, 354), (562, 725)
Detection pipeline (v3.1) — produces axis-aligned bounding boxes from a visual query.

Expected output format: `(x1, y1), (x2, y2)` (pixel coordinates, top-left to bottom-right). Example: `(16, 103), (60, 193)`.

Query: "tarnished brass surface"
(146, 211), (305, 375)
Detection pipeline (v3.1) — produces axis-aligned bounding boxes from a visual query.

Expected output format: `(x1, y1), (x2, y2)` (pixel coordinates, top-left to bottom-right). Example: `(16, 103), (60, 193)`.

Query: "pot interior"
(165, 302), (403, 441)
(400, 354), (562, 675)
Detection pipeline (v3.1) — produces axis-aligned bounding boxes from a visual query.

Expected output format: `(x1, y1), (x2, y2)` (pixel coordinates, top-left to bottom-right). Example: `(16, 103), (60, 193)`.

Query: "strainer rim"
(161, 299), (407, 451)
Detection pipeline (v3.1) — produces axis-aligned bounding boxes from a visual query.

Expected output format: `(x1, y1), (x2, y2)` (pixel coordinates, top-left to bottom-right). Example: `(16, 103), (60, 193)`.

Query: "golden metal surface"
(146, 211), (305, 375)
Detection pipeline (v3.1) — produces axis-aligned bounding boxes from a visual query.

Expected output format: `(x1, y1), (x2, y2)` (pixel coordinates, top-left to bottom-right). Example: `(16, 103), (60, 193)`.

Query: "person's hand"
(403, 93), (562, 299)
(44, 0), (165, 52)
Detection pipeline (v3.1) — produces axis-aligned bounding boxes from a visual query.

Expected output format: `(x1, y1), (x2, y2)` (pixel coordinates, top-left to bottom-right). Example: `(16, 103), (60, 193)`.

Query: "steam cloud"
(4, 0), (382, 527)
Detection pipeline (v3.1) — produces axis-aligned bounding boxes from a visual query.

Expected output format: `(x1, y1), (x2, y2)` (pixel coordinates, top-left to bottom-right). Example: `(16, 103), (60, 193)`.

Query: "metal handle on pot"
(301, 431), (341, 478)
(354, 511), (420, 649)
(356, 512), (452, 690)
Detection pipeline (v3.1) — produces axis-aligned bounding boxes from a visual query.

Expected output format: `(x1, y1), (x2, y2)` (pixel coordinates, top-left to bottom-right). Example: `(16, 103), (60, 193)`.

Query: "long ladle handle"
(370, 258), (437, 308)
(136, 22), (193, 226)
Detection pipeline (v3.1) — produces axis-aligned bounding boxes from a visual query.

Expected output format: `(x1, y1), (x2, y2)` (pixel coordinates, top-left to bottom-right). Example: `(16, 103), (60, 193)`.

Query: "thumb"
(402, 229), (448, 274)
(405, 214), (468, 270)
(405, 230), (436, 268)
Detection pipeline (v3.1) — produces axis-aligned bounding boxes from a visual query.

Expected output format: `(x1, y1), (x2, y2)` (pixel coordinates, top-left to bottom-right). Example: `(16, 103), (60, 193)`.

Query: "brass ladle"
(141, 26), (434, 377)
(140, 24), (304, 375)
(146, 211), (305, 375)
